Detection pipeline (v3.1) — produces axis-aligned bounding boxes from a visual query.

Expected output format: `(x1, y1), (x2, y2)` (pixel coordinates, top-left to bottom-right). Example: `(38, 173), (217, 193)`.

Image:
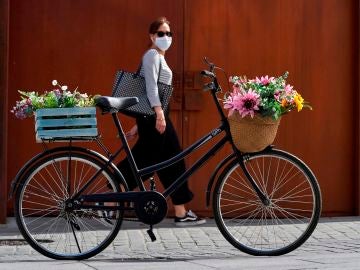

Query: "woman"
(117, 17), (205, 226)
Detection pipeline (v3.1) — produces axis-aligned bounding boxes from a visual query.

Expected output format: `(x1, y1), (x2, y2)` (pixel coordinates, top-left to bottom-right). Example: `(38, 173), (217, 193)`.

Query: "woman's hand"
(154, 106), (166, 134)
(126, 125), (138, 140)
(156, 118), (166, 134)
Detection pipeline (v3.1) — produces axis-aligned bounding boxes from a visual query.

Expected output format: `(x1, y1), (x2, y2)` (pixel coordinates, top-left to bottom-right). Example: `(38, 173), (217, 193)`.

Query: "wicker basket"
(228, 112), (280, 153)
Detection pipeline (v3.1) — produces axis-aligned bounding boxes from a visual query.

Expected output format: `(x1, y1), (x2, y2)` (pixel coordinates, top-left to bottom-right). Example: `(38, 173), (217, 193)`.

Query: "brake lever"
(201, 70), (215, 78)
(203, 82), (215, 91)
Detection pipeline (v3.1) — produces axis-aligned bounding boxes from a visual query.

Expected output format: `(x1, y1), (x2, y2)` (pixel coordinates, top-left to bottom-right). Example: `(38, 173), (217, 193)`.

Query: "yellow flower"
(294, 93), (304, 112)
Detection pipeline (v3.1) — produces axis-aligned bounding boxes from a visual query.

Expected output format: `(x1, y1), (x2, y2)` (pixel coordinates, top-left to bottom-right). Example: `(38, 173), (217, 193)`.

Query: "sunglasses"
(156, 31), (173, 37)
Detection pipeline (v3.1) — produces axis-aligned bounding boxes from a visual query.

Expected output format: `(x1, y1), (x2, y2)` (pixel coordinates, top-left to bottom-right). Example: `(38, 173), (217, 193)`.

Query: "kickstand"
(147, 225), (156, 242)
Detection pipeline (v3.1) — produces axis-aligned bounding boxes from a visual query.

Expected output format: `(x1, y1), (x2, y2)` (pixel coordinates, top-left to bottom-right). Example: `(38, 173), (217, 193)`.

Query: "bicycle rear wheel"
(213, 148), (321, 256)
(14, 150), (127, 260)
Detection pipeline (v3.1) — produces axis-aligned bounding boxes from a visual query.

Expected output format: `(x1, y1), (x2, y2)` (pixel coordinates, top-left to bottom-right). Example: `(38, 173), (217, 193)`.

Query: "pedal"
(147, 225), (157, 242)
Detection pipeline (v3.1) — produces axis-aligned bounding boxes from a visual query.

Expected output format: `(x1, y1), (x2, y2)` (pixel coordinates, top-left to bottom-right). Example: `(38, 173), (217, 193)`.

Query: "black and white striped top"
(140, 49), (172, 108)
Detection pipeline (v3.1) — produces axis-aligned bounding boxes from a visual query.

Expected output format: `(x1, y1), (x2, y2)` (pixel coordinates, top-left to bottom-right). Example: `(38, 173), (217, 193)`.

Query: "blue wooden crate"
(35, 107), (98, 142)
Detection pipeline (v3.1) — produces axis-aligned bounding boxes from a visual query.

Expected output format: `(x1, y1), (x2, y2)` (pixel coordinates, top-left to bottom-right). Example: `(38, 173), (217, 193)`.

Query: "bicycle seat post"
(111, 113), (146, 191)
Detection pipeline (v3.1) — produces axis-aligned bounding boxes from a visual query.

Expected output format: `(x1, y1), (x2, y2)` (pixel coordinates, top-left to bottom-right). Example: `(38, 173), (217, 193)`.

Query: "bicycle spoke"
(214, 150), (320, 256)
(16, 153), (125, 259)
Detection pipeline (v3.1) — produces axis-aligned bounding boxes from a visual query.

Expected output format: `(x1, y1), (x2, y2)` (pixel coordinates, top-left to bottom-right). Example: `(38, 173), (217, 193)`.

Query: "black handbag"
(111, 60), (173, 117)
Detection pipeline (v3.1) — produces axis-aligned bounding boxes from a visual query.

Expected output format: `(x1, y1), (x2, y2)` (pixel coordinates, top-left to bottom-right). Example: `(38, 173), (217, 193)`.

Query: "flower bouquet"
(11, 80), (97, 119)
(11, 80), (99, 142)
(224, 72), (311, 152)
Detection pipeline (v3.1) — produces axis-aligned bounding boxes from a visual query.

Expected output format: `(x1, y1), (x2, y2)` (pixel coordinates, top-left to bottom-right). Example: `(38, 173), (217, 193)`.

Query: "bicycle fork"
(239, 156), (270, 206)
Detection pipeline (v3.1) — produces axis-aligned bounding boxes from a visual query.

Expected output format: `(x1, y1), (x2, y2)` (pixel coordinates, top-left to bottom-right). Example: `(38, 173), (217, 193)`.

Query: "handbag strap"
(135, 56), (162, 83)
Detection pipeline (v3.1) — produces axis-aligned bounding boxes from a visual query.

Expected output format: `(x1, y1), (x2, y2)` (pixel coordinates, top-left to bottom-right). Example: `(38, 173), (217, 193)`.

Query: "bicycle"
(10, 58), (322, 260)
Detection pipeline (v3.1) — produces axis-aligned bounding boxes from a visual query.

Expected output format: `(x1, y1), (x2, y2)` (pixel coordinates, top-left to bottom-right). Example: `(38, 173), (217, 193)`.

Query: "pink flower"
(284, 84), (294, 95)
(237, 90), (260, 118)
(256, 75), (275, 86)
(224, 89), (260, 118)
(274, 90), (281, 101)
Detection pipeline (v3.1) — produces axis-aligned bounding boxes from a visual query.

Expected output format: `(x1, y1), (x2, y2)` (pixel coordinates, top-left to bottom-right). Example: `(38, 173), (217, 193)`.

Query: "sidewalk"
(1, 216), (360, 269)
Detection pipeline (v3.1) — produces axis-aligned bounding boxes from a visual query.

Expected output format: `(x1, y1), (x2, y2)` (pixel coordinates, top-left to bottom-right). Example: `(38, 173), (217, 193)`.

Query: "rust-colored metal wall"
(357, 0), (360, 214)
(5, 0), (185, 219)
(1, 0), (359, 221)
(0, 0), (9, 224)
(183, 0), (359, 216)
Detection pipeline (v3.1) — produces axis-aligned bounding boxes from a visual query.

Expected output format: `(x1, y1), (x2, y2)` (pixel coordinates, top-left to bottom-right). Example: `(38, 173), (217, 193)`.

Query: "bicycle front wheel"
(14, 150), (127, 260)
(213, 148), (321, 256)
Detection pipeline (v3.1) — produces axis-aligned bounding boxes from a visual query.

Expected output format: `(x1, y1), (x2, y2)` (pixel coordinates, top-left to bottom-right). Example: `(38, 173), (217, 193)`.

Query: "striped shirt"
(140, 49), (172, 108)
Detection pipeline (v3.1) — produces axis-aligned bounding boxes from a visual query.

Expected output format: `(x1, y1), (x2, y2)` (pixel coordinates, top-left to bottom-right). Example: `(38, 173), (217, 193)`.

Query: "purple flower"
(53, 89), (62, 98)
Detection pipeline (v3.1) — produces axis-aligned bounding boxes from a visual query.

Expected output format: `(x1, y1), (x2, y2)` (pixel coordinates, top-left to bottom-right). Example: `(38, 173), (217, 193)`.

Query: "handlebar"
(203, 57), (215, 72)
(200, 57), (221, 92)
(199, 57), (227, 121)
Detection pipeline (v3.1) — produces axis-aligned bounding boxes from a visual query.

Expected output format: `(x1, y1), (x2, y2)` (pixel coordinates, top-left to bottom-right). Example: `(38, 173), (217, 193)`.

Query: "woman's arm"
(143, 50), (166, 134)
(143, 50), (162, 108)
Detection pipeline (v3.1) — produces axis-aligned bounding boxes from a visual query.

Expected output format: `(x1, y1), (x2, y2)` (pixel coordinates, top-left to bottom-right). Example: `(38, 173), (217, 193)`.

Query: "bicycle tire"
(14, 150), (128, 260)
(212, 148), (321, 256)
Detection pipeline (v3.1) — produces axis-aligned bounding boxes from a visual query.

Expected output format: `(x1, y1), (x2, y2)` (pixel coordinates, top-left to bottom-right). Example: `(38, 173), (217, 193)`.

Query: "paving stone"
(1, 217), (360, 264)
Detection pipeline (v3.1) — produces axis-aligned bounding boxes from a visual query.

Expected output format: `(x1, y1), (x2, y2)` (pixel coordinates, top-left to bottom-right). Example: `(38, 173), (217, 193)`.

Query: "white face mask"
(155, 36), (172, 51)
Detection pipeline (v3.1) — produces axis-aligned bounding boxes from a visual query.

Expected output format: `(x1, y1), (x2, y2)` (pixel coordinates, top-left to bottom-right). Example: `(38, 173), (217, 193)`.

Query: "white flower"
(52, 80), (58, 86)
(61, 85), (68, 90)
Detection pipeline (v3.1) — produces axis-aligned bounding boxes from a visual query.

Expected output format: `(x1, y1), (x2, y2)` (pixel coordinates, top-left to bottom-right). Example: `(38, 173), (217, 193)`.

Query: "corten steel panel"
(5, 0), (359, 218)
(354, 1), (360, 215)
(183, 0), (358, 216)
(7, 0), (184, 215)
(0, 0), (9, 223)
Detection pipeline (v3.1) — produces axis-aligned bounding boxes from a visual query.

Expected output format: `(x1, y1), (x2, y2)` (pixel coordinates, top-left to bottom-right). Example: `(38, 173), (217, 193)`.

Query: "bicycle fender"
(205, 153), (236, 207)
(8, 146), (128, 199)
(205, 145), (277, 207)
(9, 150), (52, 199)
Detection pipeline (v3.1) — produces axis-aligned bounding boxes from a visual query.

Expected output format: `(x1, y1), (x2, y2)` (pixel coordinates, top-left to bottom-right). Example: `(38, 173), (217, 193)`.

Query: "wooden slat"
(35, 107), (96, 118)
(35, 118), (97, 129)
(35, 107), (98, 141)
(36, 128), (98, 140)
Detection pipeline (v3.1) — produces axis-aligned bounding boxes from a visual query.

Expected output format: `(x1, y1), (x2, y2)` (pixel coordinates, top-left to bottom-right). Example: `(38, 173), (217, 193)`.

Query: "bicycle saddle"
(95, 96), (139, 113)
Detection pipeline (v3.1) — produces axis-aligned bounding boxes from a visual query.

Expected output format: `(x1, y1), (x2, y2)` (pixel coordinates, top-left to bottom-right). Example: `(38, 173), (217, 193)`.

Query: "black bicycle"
(10, 59), (322, 260)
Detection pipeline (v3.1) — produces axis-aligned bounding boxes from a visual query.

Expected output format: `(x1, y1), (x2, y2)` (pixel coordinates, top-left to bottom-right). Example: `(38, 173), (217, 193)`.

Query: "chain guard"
(135, 191), (168, 225)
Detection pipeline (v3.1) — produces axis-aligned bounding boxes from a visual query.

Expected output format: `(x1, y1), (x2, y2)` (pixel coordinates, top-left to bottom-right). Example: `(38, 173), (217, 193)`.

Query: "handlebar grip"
(200, 70), (215, 79)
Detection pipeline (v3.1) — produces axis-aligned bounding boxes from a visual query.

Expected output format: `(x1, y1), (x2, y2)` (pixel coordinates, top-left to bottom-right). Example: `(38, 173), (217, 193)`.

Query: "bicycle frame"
(72, 72), (268, 205)
(72, 87), (230, 199)
(11, 58), (321, 259)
